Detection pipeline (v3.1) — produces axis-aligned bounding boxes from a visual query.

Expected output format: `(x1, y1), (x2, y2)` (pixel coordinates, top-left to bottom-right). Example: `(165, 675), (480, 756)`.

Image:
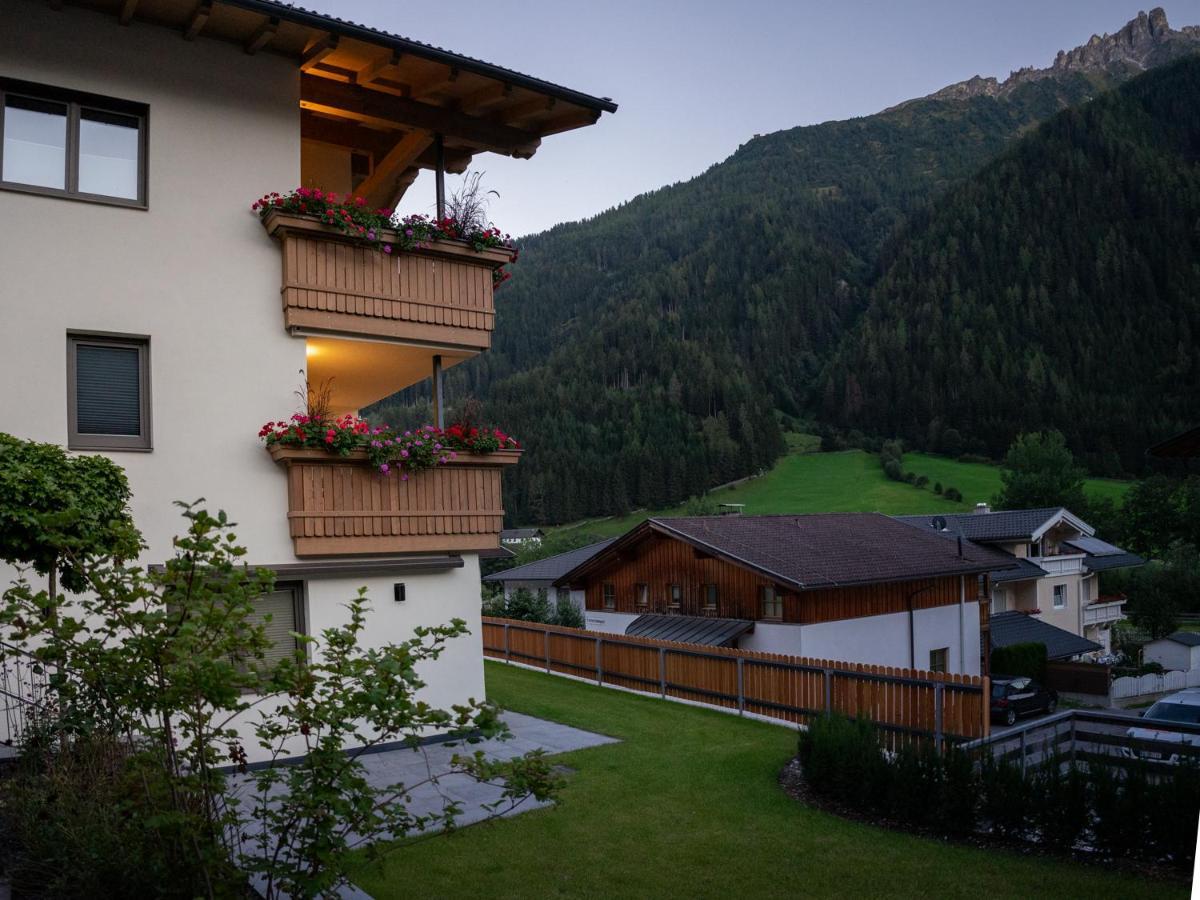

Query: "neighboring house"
(501, 528), (546, 547)
(1145, 632), (1200, 671)
(895, 506), (1144, 655)
(989, 610), (1102, 662)
(0, 0), (613, 760)
(554, 514), (1018, 675)
(483, 539), (616, 613)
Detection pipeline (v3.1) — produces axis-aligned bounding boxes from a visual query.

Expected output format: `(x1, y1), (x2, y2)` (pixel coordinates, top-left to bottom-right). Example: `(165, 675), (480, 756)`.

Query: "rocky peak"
(918, 8), (1200, 106)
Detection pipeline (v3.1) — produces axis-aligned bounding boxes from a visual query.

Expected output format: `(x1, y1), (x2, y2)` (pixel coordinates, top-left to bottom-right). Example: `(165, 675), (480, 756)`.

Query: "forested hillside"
(368, 10), (1200, 525)
(821, 56), (1200, 473)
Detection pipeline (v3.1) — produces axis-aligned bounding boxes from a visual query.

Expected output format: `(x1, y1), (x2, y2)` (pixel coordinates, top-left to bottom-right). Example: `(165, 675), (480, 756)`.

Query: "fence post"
(1069, 715), (1077, 764)
(503, 623), (510, 663)
(736, 657), (745, 715)
(595, 637), (603, 685)
(933, 683), (944, 752)
(544, 627), (551, 673)
(823, 668), (833, 716)
(659, 647), (667, 698)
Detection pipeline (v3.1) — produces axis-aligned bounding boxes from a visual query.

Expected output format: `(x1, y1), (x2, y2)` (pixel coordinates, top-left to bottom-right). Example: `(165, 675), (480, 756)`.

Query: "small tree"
(993, 431), (1087, 512)
(551, 596), (584, 629)
(502, 587), (552, 623)
(1125, 542), (1200, 639)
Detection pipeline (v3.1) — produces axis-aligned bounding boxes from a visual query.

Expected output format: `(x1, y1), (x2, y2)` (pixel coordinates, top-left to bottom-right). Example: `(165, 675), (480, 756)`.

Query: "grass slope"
(349, 663), (1181, 899)
(557, 448), (1131, 538)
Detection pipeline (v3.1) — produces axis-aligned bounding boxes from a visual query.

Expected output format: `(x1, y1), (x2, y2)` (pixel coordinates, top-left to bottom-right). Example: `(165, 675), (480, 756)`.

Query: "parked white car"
(1123, 688), (1200, 764)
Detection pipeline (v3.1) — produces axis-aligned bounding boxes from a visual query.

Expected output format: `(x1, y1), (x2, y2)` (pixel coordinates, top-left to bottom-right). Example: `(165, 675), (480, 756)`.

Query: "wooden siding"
(482, 617), (990, 742)
(268, 446), (519, 556)
(265, 212), (512, 351)
(581, 530), (969, 623)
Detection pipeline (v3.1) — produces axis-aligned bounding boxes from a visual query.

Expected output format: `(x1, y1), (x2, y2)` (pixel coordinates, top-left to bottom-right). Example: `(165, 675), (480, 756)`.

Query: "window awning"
(625, 614), (753, 648)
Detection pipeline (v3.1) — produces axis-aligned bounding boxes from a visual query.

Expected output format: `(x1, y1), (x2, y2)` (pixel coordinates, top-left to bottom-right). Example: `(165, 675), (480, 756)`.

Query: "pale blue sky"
(306, 1), (1200, 236)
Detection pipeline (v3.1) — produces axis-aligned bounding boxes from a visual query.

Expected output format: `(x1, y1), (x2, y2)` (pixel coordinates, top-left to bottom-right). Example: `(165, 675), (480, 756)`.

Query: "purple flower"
(379, 463), (390, 474)
(400, 449), (409, 458)
(383, 245), (392, 255)
(371, 440), (382, 448)
(367, 231), (376, 240)
(434, 443), (442, 450)
(405, 228), (414, 236)
(401, 473), (409, 481)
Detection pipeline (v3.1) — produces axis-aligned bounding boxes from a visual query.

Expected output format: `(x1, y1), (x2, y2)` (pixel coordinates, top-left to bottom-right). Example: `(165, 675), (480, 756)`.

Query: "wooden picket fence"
(481, 617), (990, 743)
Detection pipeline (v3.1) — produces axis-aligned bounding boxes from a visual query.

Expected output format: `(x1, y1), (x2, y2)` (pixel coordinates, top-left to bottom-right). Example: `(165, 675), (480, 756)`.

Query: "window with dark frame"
(241, 581), (306, 678)
(929, 647), (949, 673)
(1053, 584), (1067, 609)
(602, 583), (615, 609)
(669, 584), (682, 607)
(67, 332), (151, 451)
(635, 583), (649, 607)
(703, 583), (718, 609)
(1, 78), (147, 207)
(760, 585), (782, 619)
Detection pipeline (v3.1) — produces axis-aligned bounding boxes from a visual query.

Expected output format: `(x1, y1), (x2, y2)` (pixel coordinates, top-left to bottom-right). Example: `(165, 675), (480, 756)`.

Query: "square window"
(78, 108), (141, 200)
(669, 584), (682, 607)
(67, 332), (151, 450)
(703, 583), (718, 609)
(243, 582), (306, 674)
(929, 647), (949, 673)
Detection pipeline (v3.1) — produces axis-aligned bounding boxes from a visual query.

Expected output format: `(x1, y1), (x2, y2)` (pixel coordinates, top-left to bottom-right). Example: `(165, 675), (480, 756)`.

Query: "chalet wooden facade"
(559, 514), (1011, 675)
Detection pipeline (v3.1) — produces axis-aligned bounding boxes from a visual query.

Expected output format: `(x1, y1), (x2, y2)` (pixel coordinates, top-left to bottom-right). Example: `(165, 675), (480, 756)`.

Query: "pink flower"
(379, 463), (390, 474)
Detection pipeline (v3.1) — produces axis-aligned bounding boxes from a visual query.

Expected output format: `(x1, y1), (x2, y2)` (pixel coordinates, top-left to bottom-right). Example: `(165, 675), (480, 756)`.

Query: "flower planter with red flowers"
(254, 189), (517, 354)
(262, 415), (521, 557)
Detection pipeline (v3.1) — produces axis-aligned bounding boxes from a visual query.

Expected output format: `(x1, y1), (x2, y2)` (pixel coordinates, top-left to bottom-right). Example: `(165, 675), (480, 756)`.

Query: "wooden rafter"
(299, 113), (473, 172)
(460, 82), (513, 115)
(183, 0), (212, 41)
(300, 75), (540, 157)
(354, 51), (403, 87)
(500, 95), (556, 127)
(244, 16), (279, 54)
(300, 34), (340, 72)
(387, 167), (421, 210)
(118, 0), (139, 25)
(355, 131), (433, 210)
(405, 65), (460, 100)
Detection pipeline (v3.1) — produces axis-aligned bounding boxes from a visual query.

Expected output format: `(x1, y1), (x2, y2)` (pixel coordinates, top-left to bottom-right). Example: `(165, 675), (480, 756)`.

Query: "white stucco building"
(0, 0), (614, 760)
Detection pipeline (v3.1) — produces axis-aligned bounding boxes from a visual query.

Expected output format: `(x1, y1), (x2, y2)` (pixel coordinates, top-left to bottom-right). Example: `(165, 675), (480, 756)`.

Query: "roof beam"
(298, 113), (473, 173)
(354, 51), (403, 87)
(183, 0), (212, 41)
(499, 95), (556, 127)
(244, 16), (279, 54)
(300, 75), (540, 157)
(460, 82), (513, 115)
(387, 167), (422, 210)
(118, 0), (139, 25)
(354, 131), (433, 210)
(405, 65), (460, 100)
(300, 34), (340, 72)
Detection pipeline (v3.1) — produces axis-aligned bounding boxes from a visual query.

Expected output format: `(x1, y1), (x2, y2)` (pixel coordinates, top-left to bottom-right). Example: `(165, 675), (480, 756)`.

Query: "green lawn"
(349, 663), (1183, 899)
(556, 448), (1132, 538)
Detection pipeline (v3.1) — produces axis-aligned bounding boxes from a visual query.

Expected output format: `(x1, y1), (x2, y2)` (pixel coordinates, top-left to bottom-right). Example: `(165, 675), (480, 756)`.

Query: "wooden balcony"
(268, 445), (520, 557)
(262, 210), (513, 353)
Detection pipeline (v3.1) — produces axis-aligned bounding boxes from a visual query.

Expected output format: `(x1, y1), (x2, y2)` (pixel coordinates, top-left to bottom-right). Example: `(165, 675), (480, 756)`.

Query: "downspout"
(905, 583), (936, 669)
(959, 575), (966, 674)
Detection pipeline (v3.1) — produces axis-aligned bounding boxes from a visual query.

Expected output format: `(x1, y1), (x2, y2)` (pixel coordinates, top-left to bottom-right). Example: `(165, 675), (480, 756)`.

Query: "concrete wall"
(0, 4), (484, 760)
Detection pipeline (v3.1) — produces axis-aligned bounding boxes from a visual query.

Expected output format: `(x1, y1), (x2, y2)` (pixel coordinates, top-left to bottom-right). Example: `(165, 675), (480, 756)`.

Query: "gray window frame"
(67, 330), (152, 451)
(0, 77), (148, 209)
(929, 647), (949, 673)
(759, 585), (782, 620)
(239, 580), (308, 690)
(602, 583), (615, 609)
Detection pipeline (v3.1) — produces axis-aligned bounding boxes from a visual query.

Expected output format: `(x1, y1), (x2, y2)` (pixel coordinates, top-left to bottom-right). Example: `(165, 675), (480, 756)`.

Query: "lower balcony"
(1083, 595), (1127, 627)
(268, 445), (520, 557)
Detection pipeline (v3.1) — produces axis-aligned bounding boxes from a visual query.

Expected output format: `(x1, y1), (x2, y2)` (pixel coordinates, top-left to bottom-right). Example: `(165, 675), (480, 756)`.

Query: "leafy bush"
(882, 459), (904, 481)
(978, 753), (1030, 839)
(933, 482), (943, 494)
(499, 587), (552, 623)
(914, 475), (930, 489)
(797, 715), (888, 812)
(943, 486), (963, 502)
(552, 596), (585, 629)
(990, 642), (1047, 682)
(1032, 756), (1088, 852)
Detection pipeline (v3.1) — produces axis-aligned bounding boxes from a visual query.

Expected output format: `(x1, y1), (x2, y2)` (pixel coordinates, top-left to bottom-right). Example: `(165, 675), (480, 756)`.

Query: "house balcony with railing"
(1083, 595), (1127, 627)
(1029, 553), (1087, 576)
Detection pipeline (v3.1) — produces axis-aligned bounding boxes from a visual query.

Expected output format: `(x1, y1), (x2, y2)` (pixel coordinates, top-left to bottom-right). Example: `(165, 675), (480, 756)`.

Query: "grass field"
(348, 663), (1183, 899)
(556, 445), (1132, 538)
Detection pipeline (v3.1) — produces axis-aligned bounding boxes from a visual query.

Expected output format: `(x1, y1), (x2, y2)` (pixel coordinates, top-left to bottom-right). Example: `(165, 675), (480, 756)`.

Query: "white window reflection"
(79, 108), (139, 200)
(2, 96), (67, 189)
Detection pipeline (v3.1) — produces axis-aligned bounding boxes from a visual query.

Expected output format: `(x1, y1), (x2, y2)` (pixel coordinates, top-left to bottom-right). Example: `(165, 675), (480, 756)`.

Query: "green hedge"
(990, 641), (1047, 681)
(797, 714), (1200, 868)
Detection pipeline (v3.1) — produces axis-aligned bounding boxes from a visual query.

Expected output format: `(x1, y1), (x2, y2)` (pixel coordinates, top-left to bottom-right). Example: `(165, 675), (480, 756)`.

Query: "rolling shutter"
(249, 586), (302, 668)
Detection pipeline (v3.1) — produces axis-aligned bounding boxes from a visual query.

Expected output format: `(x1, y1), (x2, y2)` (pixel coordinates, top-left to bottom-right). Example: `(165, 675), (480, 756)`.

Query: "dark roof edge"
(223, 0), (618, 113)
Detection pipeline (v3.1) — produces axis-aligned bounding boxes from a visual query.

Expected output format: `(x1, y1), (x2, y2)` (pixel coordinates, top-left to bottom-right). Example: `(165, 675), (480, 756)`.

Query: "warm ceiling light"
(306, 343), (319, 358)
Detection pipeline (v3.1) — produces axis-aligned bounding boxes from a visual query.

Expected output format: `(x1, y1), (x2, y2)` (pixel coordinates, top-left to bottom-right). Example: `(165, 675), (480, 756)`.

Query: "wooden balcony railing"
(268, 446), (520, 557)
(262, 210), (514, 352)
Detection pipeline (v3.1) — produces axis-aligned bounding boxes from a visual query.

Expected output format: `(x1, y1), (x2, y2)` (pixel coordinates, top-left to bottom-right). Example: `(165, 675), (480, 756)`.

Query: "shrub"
(914, 475), (930, 489)
(937, 745), (978, 837)
(1149, 758), (1200, 866)
(886, 740), (943, 828)
(1033, 756), (1088, 852)
(933, 482), (943, 494)
(502, 587), (553, 622)
(978, 753), (1030, 839)
(882, 459), (904, 481)
(798, 715), (888, 812)
(551, 596), (585, 629)
(943, 486), (963, 502)
(990, 642), (1047, 682)
(903, 471), (917, 484)
(1091, 762), (1151, 861)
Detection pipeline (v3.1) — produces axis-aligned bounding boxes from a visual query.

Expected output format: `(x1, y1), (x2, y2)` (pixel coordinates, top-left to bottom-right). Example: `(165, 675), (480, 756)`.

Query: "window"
(1053, 584), (1067, 609)
(67, 332), (151, 450)
(636, 583), (649, 607)
(1, 78), (146, 206)
(669, 584), (682, 608)
(556, 587), (571, 605)
(703, 583), (718, 609)
(1026, 541), (1042, 558)
(929, 647), (949, 673)
(602, 583), (615, 609)
(760, 585), (782, 619)
(246, 582), (306, 671)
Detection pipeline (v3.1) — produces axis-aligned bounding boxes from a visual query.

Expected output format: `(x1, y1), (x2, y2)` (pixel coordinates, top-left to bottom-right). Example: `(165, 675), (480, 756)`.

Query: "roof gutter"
(221, 0), (619, 113)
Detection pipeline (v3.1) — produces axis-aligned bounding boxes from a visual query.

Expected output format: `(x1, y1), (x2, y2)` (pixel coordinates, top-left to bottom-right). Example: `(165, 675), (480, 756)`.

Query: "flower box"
(261, 210), (515, 352)
(268, 445), (521, 557)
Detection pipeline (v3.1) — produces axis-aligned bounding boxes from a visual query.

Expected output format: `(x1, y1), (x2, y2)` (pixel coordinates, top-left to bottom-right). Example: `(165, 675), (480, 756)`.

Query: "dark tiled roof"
(483, 539), (616, 583)
(1149, 425), (1200, 460)
(1083, 552), (1146, 572)
(1160, 631), (1200, 647)
(625, 614), (753, 647)
(588, 513), (1017, 591)
(991, 557), (1047, 583)
(894, 508), (1066, 542)
(226, 0), (617, 112)
(989, 611), (1101, 660)
(501, 528), (545, 540)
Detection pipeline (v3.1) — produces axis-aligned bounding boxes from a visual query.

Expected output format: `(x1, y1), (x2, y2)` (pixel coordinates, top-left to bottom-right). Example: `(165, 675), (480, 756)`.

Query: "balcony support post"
(433, 354), (445, 428)
(434, 133), (446, 220)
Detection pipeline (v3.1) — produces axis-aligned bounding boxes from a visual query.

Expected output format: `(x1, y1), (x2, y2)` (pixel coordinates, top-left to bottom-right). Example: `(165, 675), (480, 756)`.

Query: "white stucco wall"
(499, 579), (585, 614)
(0, 5), (485, 761)
(1145, 640), (1200, 672)
(583, 610), (642, 634)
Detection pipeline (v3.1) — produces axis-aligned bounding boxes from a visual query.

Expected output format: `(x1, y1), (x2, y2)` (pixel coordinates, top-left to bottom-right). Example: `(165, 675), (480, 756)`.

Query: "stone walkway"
(239, 710), (617, 898)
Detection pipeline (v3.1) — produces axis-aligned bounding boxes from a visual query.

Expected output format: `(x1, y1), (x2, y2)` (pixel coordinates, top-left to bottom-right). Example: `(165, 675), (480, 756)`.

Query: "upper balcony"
(1083, 595), (1127, 627)
(1029, 553), (1086, 576)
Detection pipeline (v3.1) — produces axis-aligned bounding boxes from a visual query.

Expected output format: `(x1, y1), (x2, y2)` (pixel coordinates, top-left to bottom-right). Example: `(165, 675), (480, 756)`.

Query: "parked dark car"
(990, 675), (1057, 726)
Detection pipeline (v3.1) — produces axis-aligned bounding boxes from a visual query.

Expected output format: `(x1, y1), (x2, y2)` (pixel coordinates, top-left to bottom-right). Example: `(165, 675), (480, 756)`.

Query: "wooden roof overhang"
(55, 0), (617, 207)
